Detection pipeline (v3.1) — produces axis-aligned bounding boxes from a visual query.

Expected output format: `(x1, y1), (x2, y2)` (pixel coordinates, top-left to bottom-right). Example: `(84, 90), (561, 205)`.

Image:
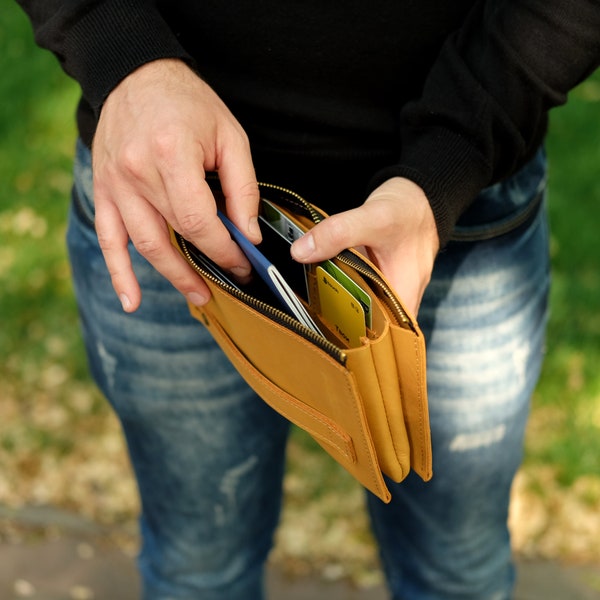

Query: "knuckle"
(237, 179), (259, 203)
(119, 143), (146, 178)
(364, 199), (400, 236)
(150, 130), (178, 161)
(236, 128), (251, 150)
(178, 212), (210, 240)
(92, 173), (108, 196)
(322, 215), (348, 247)
(218, 126), (251, 160)
(133, 236), (162, 259)
(96, 234), (111, 252)
(225, 121), (250, 146)
(96, 229), (119, 253)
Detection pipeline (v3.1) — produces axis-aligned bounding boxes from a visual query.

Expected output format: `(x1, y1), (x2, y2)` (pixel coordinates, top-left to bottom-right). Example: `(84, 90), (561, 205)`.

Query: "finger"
(126, 204), (215, 306)
(290, 211), (424, 316)
(95, 198), (142, 312)
(157, 145), (254, 277)
(376, 257), (426, 318)
(170, 178), (254, 277)
(290, 207), (372, 263)
(218, 135), (262, 244)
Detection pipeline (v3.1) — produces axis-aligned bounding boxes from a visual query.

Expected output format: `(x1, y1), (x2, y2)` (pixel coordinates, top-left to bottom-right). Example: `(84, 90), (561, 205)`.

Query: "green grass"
(2, 0), (599, 532)
(529, 76), (600, 485)
(0, 6), (107, 475)
(0, 5), (80, 364)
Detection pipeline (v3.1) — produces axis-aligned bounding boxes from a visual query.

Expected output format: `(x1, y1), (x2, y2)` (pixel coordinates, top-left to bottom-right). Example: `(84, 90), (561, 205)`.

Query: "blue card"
(218, 211), (322, 335)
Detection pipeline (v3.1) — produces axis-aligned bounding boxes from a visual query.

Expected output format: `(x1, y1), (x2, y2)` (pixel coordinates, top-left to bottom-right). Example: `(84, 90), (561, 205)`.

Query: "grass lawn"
(531, 76), (600, 485)
(1, 1), (599, 580)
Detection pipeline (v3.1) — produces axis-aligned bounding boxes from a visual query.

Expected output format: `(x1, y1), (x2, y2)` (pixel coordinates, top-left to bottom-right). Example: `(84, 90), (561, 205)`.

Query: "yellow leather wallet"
(170, 178), (432, 502)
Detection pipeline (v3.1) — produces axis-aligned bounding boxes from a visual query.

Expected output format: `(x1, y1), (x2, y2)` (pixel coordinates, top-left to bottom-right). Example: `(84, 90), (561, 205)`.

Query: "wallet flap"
(193, 278), (392, 503)
(390, 323), (432, 481)
(345, 329), (411, 482)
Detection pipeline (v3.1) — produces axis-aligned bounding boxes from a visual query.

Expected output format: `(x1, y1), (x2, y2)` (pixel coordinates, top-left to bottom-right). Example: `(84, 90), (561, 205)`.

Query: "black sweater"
(16, 0), (600, 245)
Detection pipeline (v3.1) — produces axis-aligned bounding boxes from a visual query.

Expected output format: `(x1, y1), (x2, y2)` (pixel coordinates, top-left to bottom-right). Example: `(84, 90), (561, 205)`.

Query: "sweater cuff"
(63, 0), (193, 115)
(368, 127), (492, 248)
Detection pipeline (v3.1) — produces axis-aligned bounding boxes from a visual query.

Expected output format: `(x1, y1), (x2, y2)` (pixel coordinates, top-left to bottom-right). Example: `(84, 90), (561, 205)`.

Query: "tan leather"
(170, 181), (432, 502)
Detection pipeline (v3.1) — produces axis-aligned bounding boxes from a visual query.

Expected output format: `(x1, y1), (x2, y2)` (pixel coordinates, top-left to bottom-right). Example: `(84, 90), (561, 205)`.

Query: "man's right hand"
(92, 58), (261, 312)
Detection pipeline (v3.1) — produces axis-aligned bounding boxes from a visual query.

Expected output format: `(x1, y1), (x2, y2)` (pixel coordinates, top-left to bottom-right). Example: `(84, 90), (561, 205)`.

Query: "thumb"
(291, 209), (365, 263)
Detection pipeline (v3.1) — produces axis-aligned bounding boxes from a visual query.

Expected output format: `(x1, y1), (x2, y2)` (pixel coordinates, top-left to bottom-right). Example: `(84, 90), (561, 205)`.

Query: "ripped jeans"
(67, 140), (549, 600)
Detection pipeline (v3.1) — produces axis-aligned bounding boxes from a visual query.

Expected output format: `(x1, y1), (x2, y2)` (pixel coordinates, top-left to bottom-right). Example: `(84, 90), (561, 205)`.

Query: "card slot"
(326, 258), (390, 337)
(255, 222), (309, 302)
(184, 240), (284, 309)
(260, 199), (314, 233)
(304, 269), (367, 349)
(302, 272), (352, 348)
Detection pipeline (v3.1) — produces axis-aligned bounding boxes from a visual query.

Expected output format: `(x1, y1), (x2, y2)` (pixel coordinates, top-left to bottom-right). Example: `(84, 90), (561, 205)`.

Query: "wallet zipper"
(336, 251), (413, 330)
(174, 231), (348, 366)
(257, 182), (414, 332)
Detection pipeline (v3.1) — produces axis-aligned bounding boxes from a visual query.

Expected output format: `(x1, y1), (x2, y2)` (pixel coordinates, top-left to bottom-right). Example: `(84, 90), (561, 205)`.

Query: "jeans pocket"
(451, 146), (547, 242)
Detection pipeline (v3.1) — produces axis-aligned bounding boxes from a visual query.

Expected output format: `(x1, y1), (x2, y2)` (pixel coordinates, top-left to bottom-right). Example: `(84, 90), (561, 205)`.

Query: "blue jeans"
(67, 140), (549, 600)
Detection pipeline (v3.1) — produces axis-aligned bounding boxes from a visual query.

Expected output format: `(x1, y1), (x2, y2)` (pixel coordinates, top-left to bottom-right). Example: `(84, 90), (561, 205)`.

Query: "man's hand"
(92, 59), (261, 312)
(290, 177), (439, 316)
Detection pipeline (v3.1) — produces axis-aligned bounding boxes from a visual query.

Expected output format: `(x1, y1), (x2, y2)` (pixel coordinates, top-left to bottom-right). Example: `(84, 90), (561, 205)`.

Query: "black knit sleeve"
(369, 0), (600, 247)
(15, 0), (193, 117)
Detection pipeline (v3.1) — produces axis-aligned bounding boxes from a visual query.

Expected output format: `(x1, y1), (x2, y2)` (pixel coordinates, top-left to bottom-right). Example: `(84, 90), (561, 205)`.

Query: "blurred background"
(1, 1), (599, 589)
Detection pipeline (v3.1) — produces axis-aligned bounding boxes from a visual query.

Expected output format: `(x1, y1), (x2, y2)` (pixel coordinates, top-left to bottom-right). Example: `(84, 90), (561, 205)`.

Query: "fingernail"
(188, 291), (208, 306)
(119, 293), (132, 312)
(291, 233), (315, 261)
(248, 216), (261, 241)
(231, 265), (252, 278)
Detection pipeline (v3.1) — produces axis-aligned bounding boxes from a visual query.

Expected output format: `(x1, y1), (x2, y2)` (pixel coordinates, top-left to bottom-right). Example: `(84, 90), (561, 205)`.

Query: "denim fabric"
(453, 147), (547, 236)
(67, 140), (549, 599)
(368, 202), (550, 599)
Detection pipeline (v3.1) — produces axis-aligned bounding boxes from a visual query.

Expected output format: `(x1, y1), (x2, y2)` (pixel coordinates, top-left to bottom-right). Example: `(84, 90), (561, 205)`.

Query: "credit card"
(218, 211), (323, 335)
(260, 198), (305, 243)
(316, 265), (366, 347)
(257, 214), (309, 301)
(259, 198), (373, 333)
(318, 260), (372, 329)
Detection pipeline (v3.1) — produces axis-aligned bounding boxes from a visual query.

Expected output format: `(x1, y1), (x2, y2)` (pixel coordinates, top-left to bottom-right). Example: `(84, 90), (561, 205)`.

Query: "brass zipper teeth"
(175, 232), (348, 366)
(337, 252), (413, 329)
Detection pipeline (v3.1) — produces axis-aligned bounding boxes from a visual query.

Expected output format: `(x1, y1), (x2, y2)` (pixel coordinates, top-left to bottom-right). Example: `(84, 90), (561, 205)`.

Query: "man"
(16, 1), (600, 598)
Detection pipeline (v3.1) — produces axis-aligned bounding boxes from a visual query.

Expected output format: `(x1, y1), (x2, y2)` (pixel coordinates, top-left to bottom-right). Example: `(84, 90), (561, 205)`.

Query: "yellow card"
(316, 266), (366, 347)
